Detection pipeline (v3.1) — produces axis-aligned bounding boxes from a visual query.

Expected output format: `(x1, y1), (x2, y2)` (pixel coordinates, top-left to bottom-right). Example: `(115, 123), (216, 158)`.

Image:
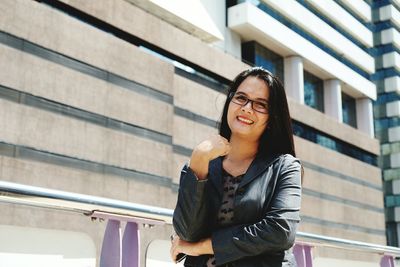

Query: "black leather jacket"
(173, 153), (302, 267)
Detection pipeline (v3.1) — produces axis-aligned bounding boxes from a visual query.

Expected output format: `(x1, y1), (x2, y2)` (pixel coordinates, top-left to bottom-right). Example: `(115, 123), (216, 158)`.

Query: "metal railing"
(0, 180), (399, 267)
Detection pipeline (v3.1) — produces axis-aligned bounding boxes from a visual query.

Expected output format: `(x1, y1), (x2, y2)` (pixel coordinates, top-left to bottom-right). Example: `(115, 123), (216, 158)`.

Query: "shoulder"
(278, 154), (301, 165)
(273, 154), (302, 173)
(273, 154), (302, 186)
(258, 153), (301, 174)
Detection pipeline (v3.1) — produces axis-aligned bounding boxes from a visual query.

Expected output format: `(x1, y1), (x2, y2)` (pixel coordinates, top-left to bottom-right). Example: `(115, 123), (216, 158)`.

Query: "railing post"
(99, 220), (140, 267)
(93, 210), (164, 267)
(293, 243), (313, 267)
(381, 255), (395, 267)
(100, 220), (122, 267)
(122, 222), (140, 267)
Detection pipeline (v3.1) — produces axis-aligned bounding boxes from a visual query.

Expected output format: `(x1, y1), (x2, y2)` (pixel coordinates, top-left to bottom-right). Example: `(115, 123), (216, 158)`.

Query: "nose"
(241, 100), (253, 113)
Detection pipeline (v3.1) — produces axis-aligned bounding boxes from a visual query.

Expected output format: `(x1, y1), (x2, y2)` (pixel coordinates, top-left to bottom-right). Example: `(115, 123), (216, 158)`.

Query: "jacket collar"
(208, 153), (282, 196)
(239, 153), (281, 188)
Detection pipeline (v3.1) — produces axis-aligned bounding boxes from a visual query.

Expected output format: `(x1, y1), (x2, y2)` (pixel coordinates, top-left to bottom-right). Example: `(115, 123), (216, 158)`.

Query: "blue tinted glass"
(249, 1), (370, 79)
(371, 68), (400, 81)
(385, 195), (400, 208)
(256, 56), (277, 75)
(304, 83), (318, 109)
(375, 117), (400, 131)
(293, 121), (377, 166)
(242, 41), (284, 81)
(375, 92), (400, 105)
(304, 71), (324, 112)
(386, 196), (394, 207)
(386, 222), (399, 246)
(342, 93), (357, 127)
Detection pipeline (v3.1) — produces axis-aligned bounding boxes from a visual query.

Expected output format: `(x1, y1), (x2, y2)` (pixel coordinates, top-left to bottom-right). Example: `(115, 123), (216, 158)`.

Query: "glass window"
(304, 71), (324, 112)
(342, 92), (357, 128)
(375, 117), (400, 131)
(292, 121), (377, 166)
(384, 195), (400, 208)
(386, 222), (399, 247)
(242, 41), (284, 81)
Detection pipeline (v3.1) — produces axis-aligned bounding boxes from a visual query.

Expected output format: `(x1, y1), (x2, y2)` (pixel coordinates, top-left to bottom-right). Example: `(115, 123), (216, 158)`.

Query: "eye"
(254, 101), (268, 110)
(234, 94), (247, 103)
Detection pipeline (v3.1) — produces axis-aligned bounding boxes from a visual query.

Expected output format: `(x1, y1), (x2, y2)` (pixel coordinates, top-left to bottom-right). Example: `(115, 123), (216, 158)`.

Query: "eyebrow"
(235, 91), (268, 102)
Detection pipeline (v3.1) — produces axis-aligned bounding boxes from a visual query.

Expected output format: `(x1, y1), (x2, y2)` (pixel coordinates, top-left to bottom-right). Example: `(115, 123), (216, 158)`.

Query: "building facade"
(374, 0), (400, 248)
(0, 0), (389, 265)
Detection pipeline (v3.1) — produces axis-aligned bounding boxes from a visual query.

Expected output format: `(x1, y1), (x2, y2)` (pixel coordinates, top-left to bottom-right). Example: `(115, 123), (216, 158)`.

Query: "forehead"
(236, 76), (269, 100)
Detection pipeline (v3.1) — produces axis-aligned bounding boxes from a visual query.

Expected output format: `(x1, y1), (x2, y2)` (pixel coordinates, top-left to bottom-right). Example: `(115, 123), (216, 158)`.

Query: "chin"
(230, 126), (264, 140)
(231, 130), (255, 139)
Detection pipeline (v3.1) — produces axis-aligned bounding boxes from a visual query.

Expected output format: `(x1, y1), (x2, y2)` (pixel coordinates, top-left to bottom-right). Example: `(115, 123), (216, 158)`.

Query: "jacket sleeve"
(211, 155), (302, 265)
(173, 164), (211, 242)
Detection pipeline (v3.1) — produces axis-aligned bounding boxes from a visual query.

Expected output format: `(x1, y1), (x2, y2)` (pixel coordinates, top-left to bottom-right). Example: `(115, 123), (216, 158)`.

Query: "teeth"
(237, 116), (254, 124)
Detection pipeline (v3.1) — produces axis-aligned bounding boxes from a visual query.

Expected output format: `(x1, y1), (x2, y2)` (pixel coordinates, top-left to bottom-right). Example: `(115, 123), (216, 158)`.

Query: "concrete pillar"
(387, 101), (400, 117)
(389, 126), (400, 142)
(284, 56), (304, 104)
(391, 153), (400, 168)
(323, 79), (342, 122)
(384, 76), (400, 93)
(356, 98), (374, 137)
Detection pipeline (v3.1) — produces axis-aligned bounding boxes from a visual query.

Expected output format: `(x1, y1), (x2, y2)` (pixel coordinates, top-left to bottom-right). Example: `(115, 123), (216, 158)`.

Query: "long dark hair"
(219, 67), (296, 158)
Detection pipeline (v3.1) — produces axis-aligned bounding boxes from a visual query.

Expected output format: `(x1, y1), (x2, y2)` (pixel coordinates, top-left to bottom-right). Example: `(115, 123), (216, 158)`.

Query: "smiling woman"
(171, 67), (302, 267)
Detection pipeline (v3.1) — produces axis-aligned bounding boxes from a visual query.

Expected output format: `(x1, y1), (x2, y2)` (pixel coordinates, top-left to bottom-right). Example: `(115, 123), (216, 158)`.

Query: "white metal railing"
(0, 180), (399, 267)
(0, 180), (172, 225)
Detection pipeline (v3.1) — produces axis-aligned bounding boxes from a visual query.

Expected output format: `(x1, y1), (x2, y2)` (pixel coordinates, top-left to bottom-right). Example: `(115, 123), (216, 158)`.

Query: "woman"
(171, 67), (302, 267)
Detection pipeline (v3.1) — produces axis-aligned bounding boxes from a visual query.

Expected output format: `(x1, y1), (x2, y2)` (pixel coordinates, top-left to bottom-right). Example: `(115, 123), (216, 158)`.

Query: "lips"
(237, 116), (254, 125)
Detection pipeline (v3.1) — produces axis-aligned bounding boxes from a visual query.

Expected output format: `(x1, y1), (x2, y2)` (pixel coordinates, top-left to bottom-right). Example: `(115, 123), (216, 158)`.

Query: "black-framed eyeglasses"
(229, 92), (269, 114)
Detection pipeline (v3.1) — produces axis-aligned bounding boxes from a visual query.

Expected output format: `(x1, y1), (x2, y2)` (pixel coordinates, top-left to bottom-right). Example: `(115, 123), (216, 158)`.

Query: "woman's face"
(227, 76), (270, 142)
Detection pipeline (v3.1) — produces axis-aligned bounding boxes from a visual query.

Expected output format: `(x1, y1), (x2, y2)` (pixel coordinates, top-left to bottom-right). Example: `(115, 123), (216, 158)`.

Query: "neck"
(225, 134), (259, 162)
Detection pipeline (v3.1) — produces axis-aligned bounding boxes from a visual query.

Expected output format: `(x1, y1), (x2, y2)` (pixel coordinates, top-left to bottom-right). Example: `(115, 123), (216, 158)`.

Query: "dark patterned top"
(206, 170), (244, 267)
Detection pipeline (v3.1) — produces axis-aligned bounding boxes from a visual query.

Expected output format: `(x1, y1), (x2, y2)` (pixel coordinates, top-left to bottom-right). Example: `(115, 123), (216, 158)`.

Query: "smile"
(237, 116), (254, 125)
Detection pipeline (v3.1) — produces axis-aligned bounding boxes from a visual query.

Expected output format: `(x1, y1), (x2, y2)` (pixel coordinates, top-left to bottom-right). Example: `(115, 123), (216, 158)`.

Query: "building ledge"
(126, 0), (224, 43)
(379, 5), (400, 29)
(262, 0), (374, 73)
(228, 2), (377, 100)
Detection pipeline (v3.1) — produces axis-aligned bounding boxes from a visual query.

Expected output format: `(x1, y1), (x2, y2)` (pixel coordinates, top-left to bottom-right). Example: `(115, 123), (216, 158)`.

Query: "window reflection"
(292, 121), (376, 166)
(342, 92), (357, 128)
(304, 71), (324, 112)
(242, 41), (284, 82)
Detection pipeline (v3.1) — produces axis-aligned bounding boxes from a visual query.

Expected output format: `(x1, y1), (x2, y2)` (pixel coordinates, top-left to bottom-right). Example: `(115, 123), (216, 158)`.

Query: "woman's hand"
(190, 135), (231, 179)
(170, 235), (213, 263)
(193, 134), (231, 161)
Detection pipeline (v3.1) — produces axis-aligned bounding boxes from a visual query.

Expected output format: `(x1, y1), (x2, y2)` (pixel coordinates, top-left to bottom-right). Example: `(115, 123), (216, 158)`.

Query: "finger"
(224, 143), (231, 154)
(171, 238), (181, 262)
(221, 148), (230, 156)
(217, 134), (228, 142)
(223, 139), (231, 148)
(218, 137), (229, 145)
(173, 248), (181, 264)
(218, 138), (229, 148)
(170, 245), (177, 263)
(222, 139), (231, 148)
(170, 245), (175, 262)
